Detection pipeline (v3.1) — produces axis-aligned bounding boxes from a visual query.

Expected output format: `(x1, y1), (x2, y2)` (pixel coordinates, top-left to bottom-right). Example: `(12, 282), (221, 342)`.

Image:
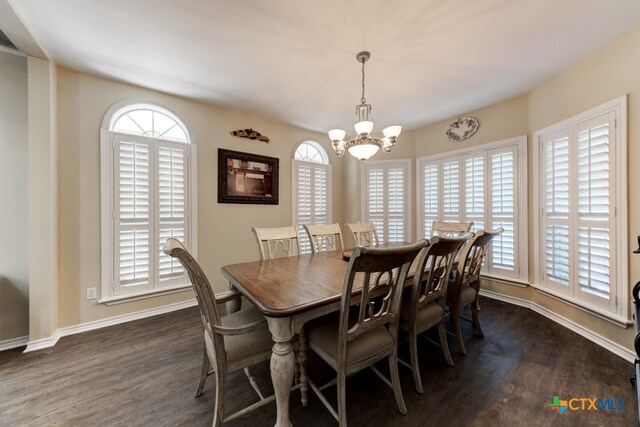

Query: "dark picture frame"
(218, 148), (279, 204)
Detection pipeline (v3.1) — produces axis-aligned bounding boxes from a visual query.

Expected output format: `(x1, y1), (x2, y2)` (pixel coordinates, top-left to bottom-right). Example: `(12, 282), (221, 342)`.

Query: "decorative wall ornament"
(445, 116), (480, 142)
(230, 128), (270, 143)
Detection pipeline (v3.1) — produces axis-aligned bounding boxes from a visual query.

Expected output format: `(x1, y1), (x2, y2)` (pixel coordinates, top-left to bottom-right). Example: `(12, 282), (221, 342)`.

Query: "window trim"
(99, 100), (198, 304)
(532, 95), (628, 324)
(360, 159), (413, 243)
(416, 135), (528, 284)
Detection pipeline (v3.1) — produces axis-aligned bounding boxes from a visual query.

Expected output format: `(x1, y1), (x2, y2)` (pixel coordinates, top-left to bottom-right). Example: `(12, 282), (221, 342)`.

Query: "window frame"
(100, 101), (198, 305)
(291, 140), (332, 254)
(416, 136), (528, 284)
(360, 159), (412, 243)
(532, 95), (628, 324)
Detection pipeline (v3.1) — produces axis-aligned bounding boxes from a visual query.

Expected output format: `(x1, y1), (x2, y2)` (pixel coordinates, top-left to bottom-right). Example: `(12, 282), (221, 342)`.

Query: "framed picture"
(218, 148), (279, 204)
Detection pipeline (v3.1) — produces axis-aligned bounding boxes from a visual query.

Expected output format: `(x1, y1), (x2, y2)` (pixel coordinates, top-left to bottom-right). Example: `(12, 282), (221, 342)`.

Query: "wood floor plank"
(0, 298), (635, 426)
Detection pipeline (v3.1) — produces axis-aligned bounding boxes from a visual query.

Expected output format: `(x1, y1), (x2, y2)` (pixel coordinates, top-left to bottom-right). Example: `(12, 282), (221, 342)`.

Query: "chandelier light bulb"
(328, 128), (346, 142)
(383, 125), (402, 139)
(348, 143), (379, 161)
(354, 121), (374, 137)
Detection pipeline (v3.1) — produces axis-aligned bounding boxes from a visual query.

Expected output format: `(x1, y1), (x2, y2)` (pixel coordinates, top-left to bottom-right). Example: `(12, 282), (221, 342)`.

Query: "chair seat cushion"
(460, 285), (477, 306)
(399, 298), (444, 330)
(204, 305), (273, 365)
(306, 311), (394, 368)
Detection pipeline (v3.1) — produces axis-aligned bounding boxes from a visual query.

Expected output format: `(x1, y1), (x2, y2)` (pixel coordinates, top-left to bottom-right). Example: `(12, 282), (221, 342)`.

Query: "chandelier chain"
(361, 59), (366, 104)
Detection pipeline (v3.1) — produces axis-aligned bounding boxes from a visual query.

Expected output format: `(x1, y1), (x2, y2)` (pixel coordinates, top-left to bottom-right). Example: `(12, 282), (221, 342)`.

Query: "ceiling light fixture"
(328, 51), (401, 161)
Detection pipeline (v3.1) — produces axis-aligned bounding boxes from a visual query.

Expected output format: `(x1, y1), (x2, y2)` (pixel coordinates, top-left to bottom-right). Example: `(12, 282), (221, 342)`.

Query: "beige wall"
(56, 68), (344, 328)
(413, 25), (640, 352)
(0, 51), (28, 342)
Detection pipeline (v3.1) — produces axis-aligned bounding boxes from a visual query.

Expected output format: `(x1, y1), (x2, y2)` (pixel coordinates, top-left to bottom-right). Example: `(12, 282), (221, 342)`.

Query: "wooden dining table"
(220, 242), (420, 427)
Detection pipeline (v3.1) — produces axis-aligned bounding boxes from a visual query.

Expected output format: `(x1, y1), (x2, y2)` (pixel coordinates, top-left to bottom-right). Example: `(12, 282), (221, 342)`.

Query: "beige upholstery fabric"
(307, 312), (393, 366)
(399, 299), (444, 329)
(460, 285), (477, 307)
(204, 306), (273, 365)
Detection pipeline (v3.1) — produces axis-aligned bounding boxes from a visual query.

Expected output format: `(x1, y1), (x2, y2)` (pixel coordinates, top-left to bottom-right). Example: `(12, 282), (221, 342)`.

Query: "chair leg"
(196, 346), (210, 397)
(298, 329), (309, 407)
(211, 367), (226, 427)
(438, 321), (454, 366)
(471, 300), (484, 337)
(409, 330), (423, 394)
(337, 371), (348, 427)
(389, 348), (407, 415)
(452, 307), (466, 356)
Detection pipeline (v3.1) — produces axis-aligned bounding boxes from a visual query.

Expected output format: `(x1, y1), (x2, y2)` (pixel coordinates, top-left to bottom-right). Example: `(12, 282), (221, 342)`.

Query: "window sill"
(98, 283), (193, 305)
(481, 273), (530, 288)
(529, 283), (631, 328)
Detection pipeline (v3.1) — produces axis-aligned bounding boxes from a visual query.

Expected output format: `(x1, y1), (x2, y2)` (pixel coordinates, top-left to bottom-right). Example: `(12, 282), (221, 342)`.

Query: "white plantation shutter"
(116, 137), (152, 293)
(157, 143), (188, 284)
(442, 159), (461, 222)
(292, 155), (331, 254)
(464, 154), (485, 233)
(536, 101), (623, 317)
(387, 167), (405, 242)
(488, 147), (517, 276)
(367, 168), (385, 242)
(542, 132), (571, 289)
(422, 163), (439, 238)
(576, 115), (615, 306)
(363, 161), (411, 243)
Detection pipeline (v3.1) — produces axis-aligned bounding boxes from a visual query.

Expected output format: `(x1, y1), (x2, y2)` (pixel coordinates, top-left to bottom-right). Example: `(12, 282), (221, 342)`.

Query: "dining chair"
(447, 228), (504, 355)
(251, 226), (301, 260)
(345, 222), (379, 247)
(251, 225), (309, 405)
(305, 240), (427, 426)
(303, 223), (345, 254)
(431, 220), (474, 237)
(163, 238), (283, 426)
(398, 233), (472, 393)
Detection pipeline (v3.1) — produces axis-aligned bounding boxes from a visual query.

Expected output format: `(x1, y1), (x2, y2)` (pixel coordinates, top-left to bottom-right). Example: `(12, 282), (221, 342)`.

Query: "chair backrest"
(450, 228), (504, 301)
(337, 240), (426, 363)
(251, 226), (301, 260)
(431, 220), (474, 237)
(303, 223), (345, 254)
(163, 237), (222, 332)
(345, 222), (380, 247)
(411, 234), (472, 307)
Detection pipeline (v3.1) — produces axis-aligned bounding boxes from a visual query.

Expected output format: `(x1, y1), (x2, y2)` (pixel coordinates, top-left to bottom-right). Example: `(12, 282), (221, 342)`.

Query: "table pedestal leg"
(267, 317), (295, 427)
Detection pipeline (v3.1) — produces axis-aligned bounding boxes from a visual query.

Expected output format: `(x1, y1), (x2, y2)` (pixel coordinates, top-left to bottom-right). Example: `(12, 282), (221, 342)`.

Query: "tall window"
(292, 141), (331, 254)
(362, 160), (411, 243)
(101, 103), (196, 302)
(417, 137), (527, 281)
(533, 96), (627, 320)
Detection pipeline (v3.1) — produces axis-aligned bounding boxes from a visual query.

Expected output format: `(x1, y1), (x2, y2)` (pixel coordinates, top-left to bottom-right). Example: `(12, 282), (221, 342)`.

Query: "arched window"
(292, 141), (332, 253)
(100, 102), (196, 302)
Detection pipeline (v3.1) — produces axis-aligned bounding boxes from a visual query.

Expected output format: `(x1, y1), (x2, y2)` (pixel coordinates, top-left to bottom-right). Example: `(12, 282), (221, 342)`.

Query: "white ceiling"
(8, 0), (640, 133)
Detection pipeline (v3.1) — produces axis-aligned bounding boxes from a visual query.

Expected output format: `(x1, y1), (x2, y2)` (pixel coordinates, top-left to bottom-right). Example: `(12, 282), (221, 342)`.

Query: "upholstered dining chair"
(447, 228), (504, 355)
(399, 234), (472, 393)
(305, 240), (426, 426)
(303, 223), (345, 254)
(163, 238), (284, 426)
(431, 220), (474, 237)
(345, 222), (379, 247)
(251, 226), (301, 260)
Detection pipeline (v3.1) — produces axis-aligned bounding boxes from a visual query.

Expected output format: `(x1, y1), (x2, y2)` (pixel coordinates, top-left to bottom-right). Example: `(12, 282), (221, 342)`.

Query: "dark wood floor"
(0, 297), (635, 426)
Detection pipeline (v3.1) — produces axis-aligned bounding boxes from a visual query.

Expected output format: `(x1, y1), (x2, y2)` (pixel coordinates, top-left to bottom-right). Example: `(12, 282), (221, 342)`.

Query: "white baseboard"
(480, 289), (636, 363)
(0, 335), (29, 352)
(24, 298), (197, 353)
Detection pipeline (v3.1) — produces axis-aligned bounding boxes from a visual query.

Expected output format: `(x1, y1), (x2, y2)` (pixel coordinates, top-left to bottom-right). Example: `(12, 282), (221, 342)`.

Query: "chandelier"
(328, 51), (402, 161)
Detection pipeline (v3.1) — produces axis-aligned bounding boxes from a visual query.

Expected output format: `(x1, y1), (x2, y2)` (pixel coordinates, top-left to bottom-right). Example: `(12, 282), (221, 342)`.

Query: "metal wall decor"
(445, 116), (480, 142)
(230, 128), (270, 143)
